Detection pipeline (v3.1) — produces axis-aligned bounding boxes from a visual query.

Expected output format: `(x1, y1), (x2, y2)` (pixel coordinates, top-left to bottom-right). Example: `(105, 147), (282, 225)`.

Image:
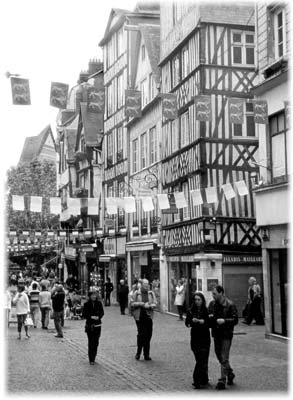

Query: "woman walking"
(174, 279), (185, 320)
(82, 291), (104, 365)
(39, 284), (52, 329)
(185, 292), (211, 389)
(12, 281), (31, 340)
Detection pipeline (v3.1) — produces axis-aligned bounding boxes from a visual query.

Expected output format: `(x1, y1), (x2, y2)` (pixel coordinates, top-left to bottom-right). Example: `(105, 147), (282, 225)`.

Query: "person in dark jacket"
(208, 285), (238, 390)
(51, 284), (65, 338)
(185, 292), (211, 389)
(82, 291), (104, 365)
(118, 279), (129, 315)
(103, 277), (114, 306)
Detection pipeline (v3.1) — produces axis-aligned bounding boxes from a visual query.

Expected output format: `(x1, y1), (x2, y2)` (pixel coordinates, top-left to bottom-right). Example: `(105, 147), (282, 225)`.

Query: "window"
(132, 139), (138, 173)
(149, 126), (157, 164)
(182, 45), (190, 78)
(274, 9), (286, 58)
(141, 132), (147, 169)
(172, 55), (180, 88)
(117, 28), (124, 57)
(171, 119), (179, 152)
(270, 111), (288, 182)
(180, 111), (190, 147)
(141, 79), (148, 107)
(232, 102), (256, 137)
(149, 73), (156, 101)
(141, 44), (145, 61)
(107, 184), (114, 198)
(107, 81), (115, 116)
(232, 31), (255, 66)
(182, 182), (190, 220)
(116, 126), (123, 162)
(117, 74), (124, 109)
(107, 133), (113, 167)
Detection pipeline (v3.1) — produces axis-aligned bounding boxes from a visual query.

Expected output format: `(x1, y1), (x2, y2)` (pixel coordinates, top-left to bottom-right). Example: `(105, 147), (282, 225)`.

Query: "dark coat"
(185, 305), (211, 346)
(52, 292), (65, 312)
(208, 297), (238, 339)
(82, 299), (104, 326)
(118, 285), (129, 302)
(104, 282), (114, 294)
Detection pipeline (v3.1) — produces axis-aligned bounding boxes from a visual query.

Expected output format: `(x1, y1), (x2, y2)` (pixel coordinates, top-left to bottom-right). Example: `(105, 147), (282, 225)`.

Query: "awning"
(126, 239), (158, 252)
(99, 254), (116, 262)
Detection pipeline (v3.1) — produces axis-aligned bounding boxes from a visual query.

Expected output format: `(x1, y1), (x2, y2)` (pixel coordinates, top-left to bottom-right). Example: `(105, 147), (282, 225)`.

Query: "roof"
(99, 8), (130, 46)
(140, 24), (160, 84)
(79, 103), (103, 147)
(199, 3), (255, 26)
(18, 125), (55, 165)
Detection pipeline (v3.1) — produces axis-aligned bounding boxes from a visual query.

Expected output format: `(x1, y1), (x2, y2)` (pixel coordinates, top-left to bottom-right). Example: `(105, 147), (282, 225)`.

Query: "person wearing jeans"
(208, 285), (238, 390)
(51, 284), (65, 338)
(39, 285), (51, 329)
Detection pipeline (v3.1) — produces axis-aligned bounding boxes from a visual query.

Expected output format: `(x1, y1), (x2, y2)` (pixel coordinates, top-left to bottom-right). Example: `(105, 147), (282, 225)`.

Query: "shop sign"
(104, 238), (116, 254)
(223, 255), (262, 263)
(104, 219), (115, 227)
(117, 237), (126, 255)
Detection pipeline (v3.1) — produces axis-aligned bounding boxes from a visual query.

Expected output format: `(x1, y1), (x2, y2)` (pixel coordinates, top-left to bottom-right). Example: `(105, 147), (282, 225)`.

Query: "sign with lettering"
(223, 255), (262, 263)
(104, 238), (116, 254)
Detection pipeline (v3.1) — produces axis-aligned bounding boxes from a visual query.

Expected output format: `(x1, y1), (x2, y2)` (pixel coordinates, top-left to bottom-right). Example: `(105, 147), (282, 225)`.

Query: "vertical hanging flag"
(12, 195), (24, 211)
(190, 189), (203, 206)
(253, 100), (268, 124)
(87, 198), (100, 215)
(125, 89), (142, 118)
(162, 93), (178, 121)
(205, 186), (218, 204)
(116, 198), (125, 210)
(124, 196), (136, 213)
(222, 183), (236, 200)
(87, 87), (105, 113)
(11, 77), (31, 105)
(235, 180), (249, 196)
(157, 194), (170, 210)
(106, 198), (118, 215)
(173, 192), (187, 208)
(50, 82), (69, 109)
(228, 98), (244, 124)
(50, 197), (61, 215)
(195, 95), (212, 121)
(141, 196), (154, 212)
(161, 193), (178, 214)
(30, 196), (42, 212)
(67, 198), (81, 216)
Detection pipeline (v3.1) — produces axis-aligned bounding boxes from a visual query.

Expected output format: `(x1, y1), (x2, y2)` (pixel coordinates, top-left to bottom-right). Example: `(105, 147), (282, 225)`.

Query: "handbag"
(24, 313), (34, 327)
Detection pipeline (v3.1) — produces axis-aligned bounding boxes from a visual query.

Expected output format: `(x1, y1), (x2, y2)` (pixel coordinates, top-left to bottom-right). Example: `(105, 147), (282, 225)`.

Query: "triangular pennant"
(30, 196), (42, 212)
(12, 195), (24, 211)
(228, 98), (244, 124)
(124, 197), (136, 213)
(87, 87), (105, 113)
(162, 93), (178, 121)
(106, 197), (118, 215)
(222, 183), (236, 200)
(125, 89), (142, 118)
(87, 198), (100, 215)
(50, 82), (69, 109)
(234, 180), (249, 196)
(205, 187), (218, 204)
(173, 192), (187, 208)
(50, 197), (61, 215)
(253, 100), (268, 124)
(190, 190), (203, 206)
(195, 95), (212, 121)
(157, 194), (170, 210)
(141, 196), (154, 212)
(11, 77), (31, 105)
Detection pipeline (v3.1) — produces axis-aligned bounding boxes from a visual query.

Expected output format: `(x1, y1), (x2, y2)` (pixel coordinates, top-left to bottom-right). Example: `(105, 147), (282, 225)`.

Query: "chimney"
(88, 58), (103, 75)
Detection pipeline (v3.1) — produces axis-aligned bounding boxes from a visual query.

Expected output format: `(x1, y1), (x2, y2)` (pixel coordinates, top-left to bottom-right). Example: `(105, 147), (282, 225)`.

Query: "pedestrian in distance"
(243, 277), (264, 326)
(12, 281), (31, 340)
(40, 274), (50, 291)
(118, 279), (129, 315)
(130, 278), (157, 361)
(103, 277), (114, 306)
(208, 285), (238, 390)
(28, 283), (40, 328)
(82, 290), (104, 365)
(4, 284), (12, 334)
(174, 279), (185, 320)
(51, 284), (65, 338)
(185, 292), (211, 389)
(39, 284), (52, 329)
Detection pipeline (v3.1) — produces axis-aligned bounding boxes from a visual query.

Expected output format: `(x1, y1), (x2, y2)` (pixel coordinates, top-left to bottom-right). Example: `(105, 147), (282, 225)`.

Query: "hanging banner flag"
(106, 198), (118, 215)
(87, 87), (105, 113)
(67, 198), (81, 216)
(195, 95), (212, 121)
(190, 189), (203, 206)
(222, 183), (236, 200)
(228, 98), (244, 124)
(87, 198), (100, 215)
(11, 77), (31, 105)
(50, 82), (69, 109)
(174, 192), (187, 209)
(30, 196), (42, 212)
(157, 194), (170, 210)
(162, 93), (178, 121)
(124, 196), (136, 213)
(116, 198), (125, 210)
(162, 193), (178, 214)
(234, 180), (249, 196)
(12, 195), (24, 211)
(125, 89), (142, 118)
(205, 186), (218, 204)
(253, 100), (268, 124)
(141, 196), (154, 212)
(50, 197), (61, 215)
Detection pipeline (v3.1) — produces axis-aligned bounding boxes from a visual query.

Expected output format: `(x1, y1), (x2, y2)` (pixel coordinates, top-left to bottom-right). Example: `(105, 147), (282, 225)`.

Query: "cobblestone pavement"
(4, 305), (289, 396)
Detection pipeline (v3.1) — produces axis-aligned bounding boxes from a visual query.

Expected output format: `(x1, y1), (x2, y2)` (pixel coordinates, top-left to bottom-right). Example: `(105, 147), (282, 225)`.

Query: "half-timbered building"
(251, 2), (290, 339)
(99, 5), (160, 300)
(159, 2), (262, 314)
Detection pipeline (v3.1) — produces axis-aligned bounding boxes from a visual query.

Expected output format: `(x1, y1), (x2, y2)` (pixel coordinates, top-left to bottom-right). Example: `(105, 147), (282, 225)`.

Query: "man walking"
(51, 284), (65, 338)
(104, 277), (114, 306)
(208, 285), (238, 390)
(118, 279), (129, 315)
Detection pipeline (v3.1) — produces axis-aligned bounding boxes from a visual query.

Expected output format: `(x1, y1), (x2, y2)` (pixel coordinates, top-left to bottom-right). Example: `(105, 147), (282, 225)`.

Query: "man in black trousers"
(118, 279), (129, 315)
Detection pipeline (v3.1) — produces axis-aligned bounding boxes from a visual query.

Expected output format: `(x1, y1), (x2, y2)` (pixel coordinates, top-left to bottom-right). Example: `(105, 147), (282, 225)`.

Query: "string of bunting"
(11, 179), (249, 215)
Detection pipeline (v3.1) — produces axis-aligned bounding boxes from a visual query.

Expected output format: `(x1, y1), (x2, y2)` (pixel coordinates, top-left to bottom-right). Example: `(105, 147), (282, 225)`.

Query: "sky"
(0, 0), (138, 171)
